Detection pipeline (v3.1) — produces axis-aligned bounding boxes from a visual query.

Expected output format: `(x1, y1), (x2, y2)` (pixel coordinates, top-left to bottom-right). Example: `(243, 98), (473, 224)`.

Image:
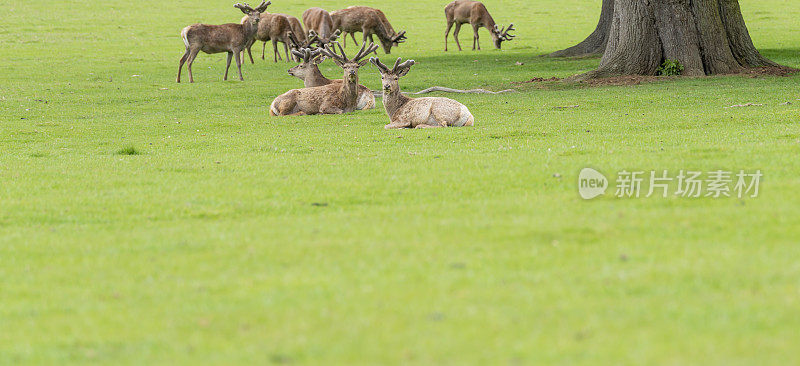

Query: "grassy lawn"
(2, 0), (800, 364)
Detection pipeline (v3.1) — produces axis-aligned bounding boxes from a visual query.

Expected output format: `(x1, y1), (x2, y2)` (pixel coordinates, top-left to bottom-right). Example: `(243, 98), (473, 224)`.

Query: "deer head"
(491, 23), (515, 49)
(287, 47), (326, 79)
(370, 57), (415, 94)
(320, 42), (378, 83)
(235, 1), (270, 27)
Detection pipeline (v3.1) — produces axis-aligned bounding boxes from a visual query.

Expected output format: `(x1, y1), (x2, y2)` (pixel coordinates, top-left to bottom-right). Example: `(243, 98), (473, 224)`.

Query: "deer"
(270, 42), (379, 116)
(242, 12), (295, 63)
(330, 6), (406, 54)
(370, 57), (474, 129)
(302, 7), (342, 47)
(287, 47), (375, 110)
(444, 0), (515, 51)
(177, 2), (270, 83)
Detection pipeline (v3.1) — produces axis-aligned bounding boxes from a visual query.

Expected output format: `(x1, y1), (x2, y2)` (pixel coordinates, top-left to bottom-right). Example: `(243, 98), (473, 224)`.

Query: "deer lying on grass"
(444, 0), (515, 51)
(270, 42), (379, 116)
(370, 57), (474, 129)
(242, 12), (295, 63)
(178, 2), (269, 83)
(302, 7), (341, 47)
(330, 6), (406, 54)
(287, 48), (375, 110)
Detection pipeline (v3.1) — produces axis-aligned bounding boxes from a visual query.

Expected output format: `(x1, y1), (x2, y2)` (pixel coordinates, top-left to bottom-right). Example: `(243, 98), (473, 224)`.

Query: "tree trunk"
(548, 0), (614, 57)
(570, 0), (779, 80)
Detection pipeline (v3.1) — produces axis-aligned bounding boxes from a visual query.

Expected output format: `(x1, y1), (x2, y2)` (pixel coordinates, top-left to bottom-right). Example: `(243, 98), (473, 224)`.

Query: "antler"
(233, 3), (255, 13)
(499, 23), (516, 41)
(392, 57), (415, 74)
(329, 29), (342, 42)
(392, 30), (407, 44)
(306, 30), (319, 46)
(352, 42), (379, 63)
(370, 57), (390, 73)
(320, 42), (348, 64)
(254, 1), (270, 12)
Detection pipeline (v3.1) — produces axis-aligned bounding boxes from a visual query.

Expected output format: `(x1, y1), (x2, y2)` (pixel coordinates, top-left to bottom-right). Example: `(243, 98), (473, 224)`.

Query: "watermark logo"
(578, 168), (608, 200)
(580, 168), (762, 200)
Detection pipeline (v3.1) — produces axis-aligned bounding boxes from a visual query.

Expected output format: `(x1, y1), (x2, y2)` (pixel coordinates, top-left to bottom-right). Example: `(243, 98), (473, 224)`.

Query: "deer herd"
(177, 0), (515, 129)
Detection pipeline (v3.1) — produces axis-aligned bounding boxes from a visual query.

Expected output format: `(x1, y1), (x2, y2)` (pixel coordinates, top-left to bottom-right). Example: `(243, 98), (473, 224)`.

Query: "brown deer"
(444, 0), (515, 51)
(270, 42), (378, 116)
(330, 6), (406, 54)
(177, 2), (270, 83)
(287, 47), (375, 110)
(302, 7), (341, 46)
(370, 57), (474, 129)
(242, 12), (295, 63)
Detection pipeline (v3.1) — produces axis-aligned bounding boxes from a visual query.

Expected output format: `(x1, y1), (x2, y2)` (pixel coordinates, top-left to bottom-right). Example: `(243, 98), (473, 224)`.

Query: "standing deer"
(287, 48), (375, 110)
(242, 12), (295, 63)
(370, 57), (474, 129)
(444, 0), (515, 51)
(302, 7), (341, 46)
(330, 6), (406, 54)
(178, 2), (270, 83)
(270, 42), (379, 116)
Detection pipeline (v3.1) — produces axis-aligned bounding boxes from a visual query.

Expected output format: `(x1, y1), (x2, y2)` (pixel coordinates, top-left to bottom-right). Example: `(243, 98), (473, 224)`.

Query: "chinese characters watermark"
(579, 168), (762, 200)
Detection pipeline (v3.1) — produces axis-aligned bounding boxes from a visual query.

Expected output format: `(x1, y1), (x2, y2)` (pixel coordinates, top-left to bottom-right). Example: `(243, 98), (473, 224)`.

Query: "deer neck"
(382, 86), (410, 119)
(304, 65), (333, 87)
(340, 73), (359, 109)
(242, 21), (258, 40)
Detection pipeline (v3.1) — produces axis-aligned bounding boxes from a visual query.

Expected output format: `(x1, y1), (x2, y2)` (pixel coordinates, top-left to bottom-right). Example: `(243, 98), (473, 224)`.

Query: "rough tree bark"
(563, 0), (780, 80)
(548, 0), (614, 57)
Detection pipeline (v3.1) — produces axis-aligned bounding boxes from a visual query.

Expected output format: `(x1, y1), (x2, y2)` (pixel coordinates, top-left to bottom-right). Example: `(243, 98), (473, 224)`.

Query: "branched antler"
(254, 1), (270, 12)
(499, 23), (516, 41)
(392, 30), (407, 44)
(234, 3), (254, 13)
(371, 57), (414, 75)
(322, 42), (378, 64)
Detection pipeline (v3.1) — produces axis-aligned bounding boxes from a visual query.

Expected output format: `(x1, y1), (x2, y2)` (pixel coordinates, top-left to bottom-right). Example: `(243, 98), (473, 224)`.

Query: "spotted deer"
(370, 57), (474, 129)
(302, 7), (341, 46)
(444, 0), (515, 51)
(177, 2), (270, 83)
(330, 6), (406, 54)
(270, 43), (379, 116)
(287, 48), (375, 110)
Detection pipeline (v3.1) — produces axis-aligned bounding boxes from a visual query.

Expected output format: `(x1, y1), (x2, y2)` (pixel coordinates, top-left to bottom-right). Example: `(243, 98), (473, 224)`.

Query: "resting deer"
(242, 12), (295, 63)
(302, 7), (341, 46)
(444, 0), (515, 51)
(178, 2), (269, 83)
(287, 48), (375, 110)
(270, 42), (378, 116)
(370, 57), (474, 129)
(330, 6), (406, 54)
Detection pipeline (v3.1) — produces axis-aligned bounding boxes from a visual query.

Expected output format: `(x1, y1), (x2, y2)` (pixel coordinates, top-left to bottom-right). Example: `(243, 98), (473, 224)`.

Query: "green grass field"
(2, 0), (800, 364)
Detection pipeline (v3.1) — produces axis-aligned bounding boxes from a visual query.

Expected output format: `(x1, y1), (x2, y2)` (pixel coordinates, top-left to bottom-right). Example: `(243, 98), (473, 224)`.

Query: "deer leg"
(235, 50), (244, 81)
(415, 124), (442, 129)
(177, 50), (189, 83)
(473, 25), (481, 50)
(246, 43), (254, 64)
(261, 41), (266, 60)
(273, 40), (280, 62)
(224, 52), (233, 81)
(444, 21), (454, 52)
(350, 32), (359, 47)
(283, 41), (290, 63)
(384, 121), (410, 129)
(186, 48), (200, 83)
(453, 23), (463, 51)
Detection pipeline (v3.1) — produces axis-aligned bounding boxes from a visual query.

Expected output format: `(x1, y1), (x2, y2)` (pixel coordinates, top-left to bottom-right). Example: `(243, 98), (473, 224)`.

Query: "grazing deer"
(242, 12), (295, 63)
(370, 57), (474, 129)
(444, 0), (515, 51)
(302, 7), (341, 46)
(178, 2), (270, 83)
(287, 48), (375, 110)
(270, 43), (378, 116)
(330, 6), (406, 54)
